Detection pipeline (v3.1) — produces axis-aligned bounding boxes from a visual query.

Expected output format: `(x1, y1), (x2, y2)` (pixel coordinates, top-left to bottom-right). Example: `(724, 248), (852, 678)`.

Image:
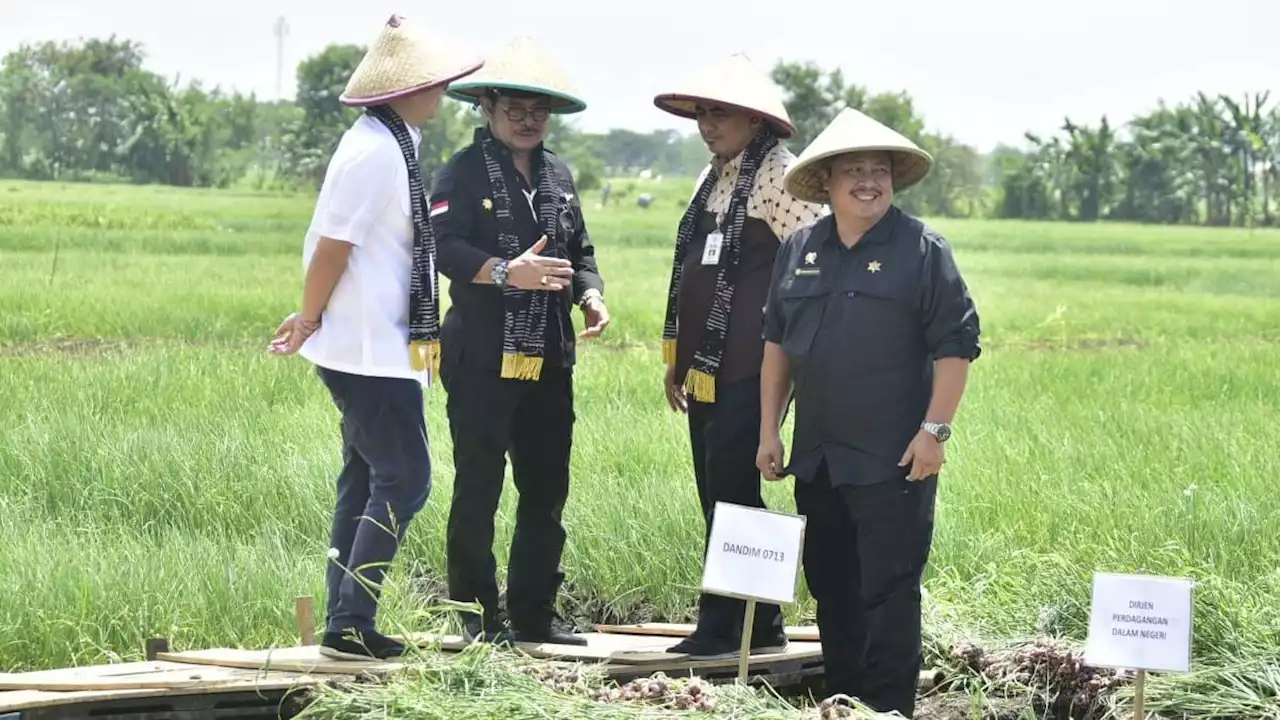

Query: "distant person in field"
(758, 107), (982, 718)
(267, 15), (482, 661)
(426, 36), (608, 646)
(651, 53), (826, 660)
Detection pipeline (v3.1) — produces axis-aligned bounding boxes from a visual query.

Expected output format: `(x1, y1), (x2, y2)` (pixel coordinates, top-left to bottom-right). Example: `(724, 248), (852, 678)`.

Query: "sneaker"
(666, 633), (741, 661)
(318, 629), (406, 661)
(512, 616), (587, 646)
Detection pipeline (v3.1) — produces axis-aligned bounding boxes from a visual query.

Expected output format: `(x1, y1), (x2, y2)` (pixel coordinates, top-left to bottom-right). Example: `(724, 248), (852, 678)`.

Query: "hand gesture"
(269, 313), (319, 356)
(579, 297), (610, 339)
(899, 430), (945, 481)
(757, 434), (787, 481)
(507, 236), (573, 291)
(663, 364), (687, 413)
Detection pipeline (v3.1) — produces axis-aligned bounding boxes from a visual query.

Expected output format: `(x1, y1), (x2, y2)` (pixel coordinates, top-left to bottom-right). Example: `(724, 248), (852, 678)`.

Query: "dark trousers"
(686, 375), (786, 642)
(441, 364), (574, 630)
(794, 462), (937, 718)
(317, 366), (432, 635)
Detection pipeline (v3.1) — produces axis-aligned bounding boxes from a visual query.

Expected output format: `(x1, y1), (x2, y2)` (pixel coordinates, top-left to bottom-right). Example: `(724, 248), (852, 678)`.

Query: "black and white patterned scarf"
(365, 104), (441, 378)
(476, 126), (564, 381)
(660, 129), (778, 403)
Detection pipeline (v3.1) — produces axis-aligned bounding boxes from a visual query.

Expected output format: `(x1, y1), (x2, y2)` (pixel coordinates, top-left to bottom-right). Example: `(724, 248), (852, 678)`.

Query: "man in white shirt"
(268, 13), (482, 661)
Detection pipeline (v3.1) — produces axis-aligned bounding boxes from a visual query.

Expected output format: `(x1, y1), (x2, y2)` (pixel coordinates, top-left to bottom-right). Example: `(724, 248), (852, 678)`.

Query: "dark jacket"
(428, 134), (604, 374)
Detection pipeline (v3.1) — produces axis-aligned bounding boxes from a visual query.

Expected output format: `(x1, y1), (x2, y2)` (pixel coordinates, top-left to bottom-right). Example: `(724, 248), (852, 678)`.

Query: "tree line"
(1, 35), (1275, 227)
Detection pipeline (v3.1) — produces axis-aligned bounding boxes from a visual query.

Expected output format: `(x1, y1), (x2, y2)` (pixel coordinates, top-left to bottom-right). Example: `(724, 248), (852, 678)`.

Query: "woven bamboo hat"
(446, 36), (586, 114)
(783, 107), (933, 204)
(653, 53), (796, 139)
(340, 14), (484, 107)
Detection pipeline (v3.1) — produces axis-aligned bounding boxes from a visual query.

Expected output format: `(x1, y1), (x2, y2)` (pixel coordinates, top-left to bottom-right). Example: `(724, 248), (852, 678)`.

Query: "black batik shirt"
(429, 138), (604, 374)
(762, 206), (981, 486)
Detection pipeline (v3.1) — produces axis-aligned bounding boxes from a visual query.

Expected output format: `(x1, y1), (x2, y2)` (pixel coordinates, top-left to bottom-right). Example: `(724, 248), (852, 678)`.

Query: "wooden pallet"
(0, 631), (828, 717)
(594, 622), (822, 642)
(158, 632), (827, 683)
(0, 660), (328, 716)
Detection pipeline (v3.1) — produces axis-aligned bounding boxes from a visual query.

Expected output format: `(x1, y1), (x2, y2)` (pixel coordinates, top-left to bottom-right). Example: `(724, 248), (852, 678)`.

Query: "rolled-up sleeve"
(429, 155), (491, 282)
(919, 231), (981, 361)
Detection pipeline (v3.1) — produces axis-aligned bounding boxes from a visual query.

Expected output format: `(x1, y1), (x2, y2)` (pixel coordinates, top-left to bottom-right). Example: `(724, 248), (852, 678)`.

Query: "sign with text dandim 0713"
(1083, 572), (1194, 673)
(701, 502), (806, 606)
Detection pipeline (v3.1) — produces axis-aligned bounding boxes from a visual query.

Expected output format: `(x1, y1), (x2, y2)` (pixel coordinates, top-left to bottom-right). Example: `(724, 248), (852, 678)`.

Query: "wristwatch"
(921, 421), (952, 442)
(490, 259), (510, 288)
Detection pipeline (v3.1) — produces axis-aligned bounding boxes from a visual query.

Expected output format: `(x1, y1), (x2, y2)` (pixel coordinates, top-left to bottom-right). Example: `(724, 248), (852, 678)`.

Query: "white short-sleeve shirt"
(298, 114), (428, 383)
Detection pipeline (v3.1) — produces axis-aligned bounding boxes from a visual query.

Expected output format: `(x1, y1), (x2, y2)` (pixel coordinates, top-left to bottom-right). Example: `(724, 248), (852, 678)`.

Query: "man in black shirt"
(758, 108), (981, 718)
(428, 36), (608, 647)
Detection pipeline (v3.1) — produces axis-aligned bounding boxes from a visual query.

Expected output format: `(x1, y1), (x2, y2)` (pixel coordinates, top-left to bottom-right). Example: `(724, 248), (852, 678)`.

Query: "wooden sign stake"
(736, 599), (757, 683)
(295, 595), (316, 646)
(1133, 669), (1146, 719)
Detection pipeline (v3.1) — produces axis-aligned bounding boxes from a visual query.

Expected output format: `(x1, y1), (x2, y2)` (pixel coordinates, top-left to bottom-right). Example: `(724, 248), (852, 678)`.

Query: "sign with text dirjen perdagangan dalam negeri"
(701, 502), (806, 606)
(1083, 572), (1193, 673)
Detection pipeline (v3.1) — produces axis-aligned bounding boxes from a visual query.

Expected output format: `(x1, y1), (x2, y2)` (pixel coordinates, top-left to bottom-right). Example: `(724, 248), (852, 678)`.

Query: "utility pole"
(273, 16), (289, 101)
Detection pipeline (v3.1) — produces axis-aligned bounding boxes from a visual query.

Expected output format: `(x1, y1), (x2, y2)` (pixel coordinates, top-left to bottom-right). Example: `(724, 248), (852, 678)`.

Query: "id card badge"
(701, 231), (724, 265)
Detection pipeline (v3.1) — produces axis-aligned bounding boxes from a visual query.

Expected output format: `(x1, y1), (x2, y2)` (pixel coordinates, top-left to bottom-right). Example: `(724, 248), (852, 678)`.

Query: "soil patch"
(0, 337), (133, 357)
(996, 336), (1148, 353)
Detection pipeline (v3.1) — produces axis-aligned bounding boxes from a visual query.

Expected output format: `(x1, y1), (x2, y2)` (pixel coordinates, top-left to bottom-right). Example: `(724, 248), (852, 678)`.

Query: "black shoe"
(666, 633), (740, 660)
(512, 616), (588, 646)
(750, 629), (789, 655)
(318, 628), (406, 661)
(462, 608), (513, 644)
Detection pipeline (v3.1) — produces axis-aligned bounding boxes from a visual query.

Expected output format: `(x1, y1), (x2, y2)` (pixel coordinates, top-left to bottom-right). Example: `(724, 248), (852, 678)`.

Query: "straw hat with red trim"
(653, 53), (796, 139)
(783, 107), (934, 204)
(340, 14), (484, 107)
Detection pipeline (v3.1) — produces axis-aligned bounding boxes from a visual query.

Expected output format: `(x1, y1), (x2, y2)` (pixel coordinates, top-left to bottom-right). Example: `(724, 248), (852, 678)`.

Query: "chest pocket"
(774, 270), (831, 366)
(546, 184), (578, 258)
(837, 260), (923, 365)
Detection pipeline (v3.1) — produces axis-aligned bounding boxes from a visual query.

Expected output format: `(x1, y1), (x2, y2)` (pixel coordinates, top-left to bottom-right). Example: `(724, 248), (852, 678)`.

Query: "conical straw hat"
(446, 36), (586, 114)
(340, 14), (484, 107)
(783, 107), (933, 204)
(653, 53), (796, 139)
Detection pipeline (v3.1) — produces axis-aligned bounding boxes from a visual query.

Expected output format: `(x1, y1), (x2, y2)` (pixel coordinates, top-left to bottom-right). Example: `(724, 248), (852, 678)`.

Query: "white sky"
(2, 0), (1277, 153)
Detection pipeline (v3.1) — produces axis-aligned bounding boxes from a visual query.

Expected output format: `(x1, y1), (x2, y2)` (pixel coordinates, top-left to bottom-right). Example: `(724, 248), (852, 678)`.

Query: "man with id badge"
(652, 53), (827, 660)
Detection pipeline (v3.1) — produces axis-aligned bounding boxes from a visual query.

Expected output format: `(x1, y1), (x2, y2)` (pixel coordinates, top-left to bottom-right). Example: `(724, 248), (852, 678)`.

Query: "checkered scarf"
(477, 126), (564, 381)
(660, 129), (778, 403)
(365, 104), (441, 378)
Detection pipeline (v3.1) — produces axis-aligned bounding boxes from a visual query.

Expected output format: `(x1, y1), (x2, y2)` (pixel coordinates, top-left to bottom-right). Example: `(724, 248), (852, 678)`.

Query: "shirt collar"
(711, 148), (746, 181)
(820, 205), (901, 249)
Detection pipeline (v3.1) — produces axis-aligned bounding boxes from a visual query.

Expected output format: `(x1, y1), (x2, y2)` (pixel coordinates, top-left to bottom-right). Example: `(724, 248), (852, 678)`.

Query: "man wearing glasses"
(428, 36), (608, 647)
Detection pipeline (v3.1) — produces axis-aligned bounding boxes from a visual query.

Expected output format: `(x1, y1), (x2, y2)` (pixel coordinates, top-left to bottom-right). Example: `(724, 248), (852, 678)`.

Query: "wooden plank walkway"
(0, 624), (836, 717)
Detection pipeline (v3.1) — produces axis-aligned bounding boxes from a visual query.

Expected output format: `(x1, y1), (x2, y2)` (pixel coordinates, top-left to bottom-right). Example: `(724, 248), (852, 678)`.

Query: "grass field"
(2, 177), (1279, 717)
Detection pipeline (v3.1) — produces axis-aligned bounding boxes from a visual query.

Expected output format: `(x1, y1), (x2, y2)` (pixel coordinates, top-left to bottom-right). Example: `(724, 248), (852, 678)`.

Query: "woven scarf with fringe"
(365, 104), (441, 378)
(660, 129), (778, 403)
(478, 126), (563, 381)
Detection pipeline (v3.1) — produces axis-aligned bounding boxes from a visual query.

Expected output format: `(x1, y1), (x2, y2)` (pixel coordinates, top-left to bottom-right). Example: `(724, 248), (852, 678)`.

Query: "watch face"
(936, 425), (951, 441)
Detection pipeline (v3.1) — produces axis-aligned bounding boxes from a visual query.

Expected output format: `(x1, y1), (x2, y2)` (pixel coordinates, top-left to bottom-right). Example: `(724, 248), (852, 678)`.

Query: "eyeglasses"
(498, 103), (552, 123)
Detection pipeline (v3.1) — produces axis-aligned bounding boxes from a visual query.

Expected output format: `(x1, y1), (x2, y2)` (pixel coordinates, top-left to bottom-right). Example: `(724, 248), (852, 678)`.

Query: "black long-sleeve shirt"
(428, 136), (604, 374)
(763, 206), (981, 486)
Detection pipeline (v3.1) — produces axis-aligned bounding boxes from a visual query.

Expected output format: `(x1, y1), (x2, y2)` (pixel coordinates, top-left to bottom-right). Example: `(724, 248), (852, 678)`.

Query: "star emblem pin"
(867, 261), (882, 273)
(804, 252), (817, 265)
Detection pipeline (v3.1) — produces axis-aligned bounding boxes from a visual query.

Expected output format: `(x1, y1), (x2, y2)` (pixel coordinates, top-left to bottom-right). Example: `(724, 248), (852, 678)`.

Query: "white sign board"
(701, 501), (806, 606)
(1083, 572), (1193, 673)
